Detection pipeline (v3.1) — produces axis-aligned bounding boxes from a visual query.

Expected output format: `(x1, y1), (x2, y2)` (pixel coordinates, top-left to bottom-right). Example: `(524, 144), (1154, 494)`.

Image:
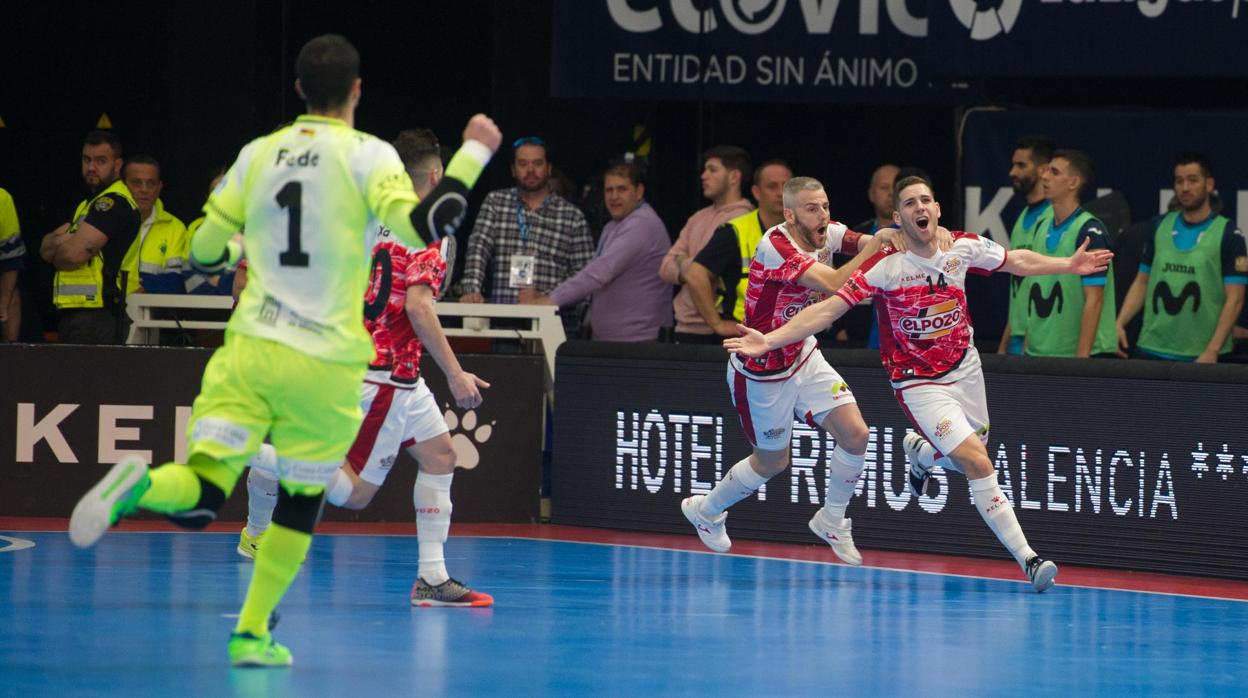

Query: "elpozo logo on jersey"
(898, 299), (963, 339)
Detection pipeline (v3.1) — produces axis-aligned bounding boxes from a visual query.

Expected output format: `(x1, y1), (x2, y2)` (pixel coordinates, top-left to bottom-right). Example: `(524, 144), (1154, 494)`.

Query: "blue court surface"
(2, 530), (1246, 697)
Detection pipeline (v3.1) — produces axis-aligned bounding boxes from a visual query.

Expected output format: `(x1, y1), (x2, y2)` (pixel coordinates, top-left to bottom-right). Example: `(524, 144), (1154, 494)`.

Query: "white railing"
(125, 295), (566, 386)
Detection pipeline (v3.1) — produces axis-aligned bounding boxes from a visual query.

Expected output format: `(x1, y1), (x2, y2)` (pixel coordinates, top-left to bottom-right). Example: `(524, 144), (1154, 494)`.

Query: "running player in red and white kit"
(241, 130), (494, 607)
(726, 175), (1113, 591)
(681, 176), (903, 565)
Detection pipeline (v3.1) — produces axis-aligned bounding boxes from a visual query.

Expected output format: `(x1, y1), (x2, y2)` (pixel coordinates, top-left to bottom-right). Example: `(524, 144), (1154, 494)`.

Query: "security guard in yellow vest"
(39, 131), (142, 344)
(124, 155), (189, 294)
(686, 159), (793, 336)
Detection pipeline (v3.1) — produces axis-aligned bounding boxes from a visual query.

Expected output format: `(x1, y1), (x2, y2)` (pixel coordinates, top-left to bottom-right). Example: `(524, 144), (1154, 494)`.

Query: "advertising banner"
(553, 346), (1248, 579)
(2, 346), (544, 523)
(551, 0), (974, 104)
(928, 0), (1248, 78)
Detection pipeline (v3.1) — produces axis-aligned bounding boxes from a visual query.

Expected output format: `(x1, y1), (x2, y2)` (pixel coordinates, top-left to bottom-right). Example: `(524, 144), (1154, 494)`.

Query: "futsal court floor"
(2, 518), (1245, 697)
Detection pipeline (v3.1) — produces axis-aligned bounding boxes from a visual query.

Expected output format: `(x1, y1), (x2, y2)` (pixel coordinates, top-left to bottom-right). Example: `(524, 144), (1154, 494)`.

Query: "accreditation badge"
(509, 254), (536, 288)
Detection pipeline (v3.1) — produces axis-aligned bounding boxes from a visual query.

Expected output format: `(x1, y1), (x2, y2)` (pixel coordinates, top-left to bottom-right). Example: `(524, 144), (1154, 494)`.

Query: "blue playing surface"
(2, 531), (1245, 697)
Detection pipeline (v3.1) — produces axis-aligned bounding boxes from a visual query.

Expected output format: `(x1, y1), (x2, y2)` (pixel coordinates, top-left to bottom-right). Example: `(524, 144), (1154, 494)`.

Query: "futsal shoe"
(411, 578), (495, 607)
(237, 528), (263, 560)
(807, 511), (863, 566)
(69, 454), (151, 548)
(681, 495), (731, 553)
(1024, 556), (1059, 593)
(228, 632), (292, 667)
(902, 432), (934, 498)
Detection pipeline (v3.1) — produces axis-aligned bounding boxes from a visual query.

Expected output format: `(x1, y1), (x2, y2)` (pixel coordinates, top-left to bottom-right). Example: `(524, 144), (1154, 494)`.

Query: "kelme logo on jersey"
(898, 299), (962, 339)
(948, 0), (1021, 40)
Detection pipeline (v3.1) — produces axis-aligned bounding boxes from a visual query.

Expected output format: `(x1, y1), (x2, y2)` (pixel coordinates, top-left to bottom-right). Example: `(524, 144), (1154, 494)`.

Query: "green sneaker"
(228, 632), (292, 668)
(69, 454), (151, 548)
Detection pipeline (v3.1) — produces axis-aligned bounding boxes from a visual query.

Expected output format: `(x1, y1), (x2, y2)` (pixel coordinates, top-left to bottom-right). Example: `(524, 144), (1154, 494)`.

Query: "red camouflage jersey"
(363, 226), (446, 386)
(835, 231), (1006, 383)
(730, 222), (862, 378)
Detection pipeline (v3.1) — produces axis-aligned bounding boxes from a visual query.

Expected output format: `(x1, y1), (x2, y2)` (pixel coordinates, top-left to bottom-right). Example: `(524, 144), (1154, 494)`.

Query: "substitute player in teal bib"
(1116, 154), (1247, 362)
(68, 34), (502, 668)
(997, 136), (1054, 355)
(1023, 149), (1117, 357)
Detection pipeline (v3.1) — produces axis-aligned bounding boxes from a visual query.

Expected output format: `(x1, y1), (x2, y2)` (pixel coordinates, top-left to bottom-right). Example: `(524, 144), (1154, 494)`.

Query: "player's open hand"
(722, 324), (768, 357)
(1069, 237), (1113, 275)
(463, 114), (503, 154)
(871, 228), (904, 252)
(450, 371), (490, 409)
(934, 226), (954, 252)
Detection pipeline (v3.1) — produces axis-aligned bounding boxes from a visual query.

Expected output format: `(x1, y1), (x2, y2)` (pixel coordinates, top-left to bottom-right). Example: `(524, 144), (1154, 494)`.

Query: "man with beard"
(680, 176), (897, 566)
(1115, 153), (1247, 362)
(660, 145), (755, 343)
(40, 130), (142, 344)
(997, 136), (1054, 355)
(684, 159), (793, 337)
(460, 136), (594, 335)
(725, 175), (1113, 591)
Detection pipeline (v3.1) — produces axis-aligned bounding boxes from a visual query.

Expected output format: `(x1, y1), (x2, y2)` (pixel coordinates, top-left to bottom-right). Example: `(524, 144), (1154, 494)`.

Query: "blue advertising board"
(928, 0), (1248, 78)
(551, 0), (975, 104)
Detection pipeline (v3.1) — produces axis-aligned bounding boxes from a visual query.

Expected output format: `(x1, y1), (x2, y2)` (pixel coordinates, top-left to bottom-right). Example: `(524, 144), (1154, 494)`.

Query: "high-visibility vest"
(53, 180), (140, 309)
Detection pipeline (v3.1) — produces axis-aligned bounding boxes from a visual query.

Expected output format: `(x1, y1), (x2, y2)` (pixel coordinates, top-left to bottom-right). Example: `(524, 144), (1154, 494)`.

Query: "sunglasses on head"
(513, 136), (546, 148)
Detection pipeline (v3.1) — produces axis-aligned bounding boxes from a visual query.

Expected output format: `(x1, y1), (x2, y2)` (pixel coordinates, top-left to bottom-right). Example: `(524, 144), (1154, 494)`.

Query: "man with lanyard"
(518, 157), (672, 341)
(460, 136), (594, 336)
(1115, 153), (1247, 362)
(684, 159), (793, 337)
(1023, 149), (1117, 358)
(997, 136), (1055, 355)
(40, 130), (142, 344)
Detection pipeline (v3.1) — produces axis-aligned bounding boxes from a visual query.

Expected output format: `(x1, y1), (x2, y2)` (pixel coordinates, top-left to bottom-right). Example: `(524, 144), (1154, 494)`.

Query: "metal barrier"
(125, 295), (566, 386)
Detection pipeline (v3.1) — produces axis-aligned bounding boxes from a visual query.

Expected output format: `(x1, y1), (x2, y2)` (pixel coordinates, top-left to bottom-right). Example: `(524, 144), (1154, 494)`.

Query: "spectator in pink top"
(659, 145), (755, 343)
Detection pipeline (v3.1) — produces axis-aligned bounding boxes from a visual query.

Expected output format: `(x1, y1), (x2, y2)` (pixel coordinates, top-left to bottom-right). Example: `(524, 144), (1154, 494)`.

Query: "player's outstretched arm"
(1000, 238), (1112, 277)
(723, 295), (852, 357)
(799, 233), (887, 294)
(405, 284), (489, 409)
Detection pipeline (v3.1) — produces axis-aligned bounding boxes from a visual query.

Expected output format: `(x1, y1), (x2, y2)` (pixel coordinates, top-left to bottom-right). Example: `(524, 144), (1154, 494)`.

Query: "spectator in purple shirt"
(519, 159), (672, 341)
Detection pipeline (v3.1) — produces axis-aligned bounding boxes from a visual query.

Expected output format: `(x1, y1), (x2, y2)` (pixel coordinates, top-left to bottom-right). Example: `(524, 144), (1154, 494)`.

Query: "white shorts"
(345, 379), (449, 486)
(727, 351), (858, 452)
(893, 368), (990, 458)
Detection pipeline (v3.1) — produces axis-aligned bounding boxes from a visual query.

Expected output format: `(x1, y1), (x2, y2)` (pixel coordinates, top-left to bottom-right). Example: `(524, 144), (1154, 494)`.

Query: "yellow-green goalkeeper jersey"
(204, 115), (428, 364)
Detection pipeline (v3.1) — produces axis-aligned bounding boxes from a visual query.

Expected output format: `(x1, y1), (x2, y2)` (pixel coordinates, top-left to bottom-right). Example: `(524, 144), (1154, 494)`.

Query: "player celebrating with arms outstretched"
(725, 175), (1112, 591)
(681, 176), (903, 564)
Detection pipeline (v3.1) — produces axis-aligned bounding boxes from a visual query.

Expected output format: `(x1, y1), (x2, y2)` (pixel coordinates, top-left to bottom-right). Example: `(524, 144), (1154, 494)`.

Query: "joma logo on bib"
(899, 300), (962, 339)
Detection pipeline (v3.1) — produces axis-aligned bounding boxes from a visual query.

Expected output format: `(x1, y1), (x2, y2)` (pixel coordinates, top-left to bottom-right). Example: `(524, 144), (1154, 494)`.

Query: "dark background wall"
(3, 0), (1246, 337)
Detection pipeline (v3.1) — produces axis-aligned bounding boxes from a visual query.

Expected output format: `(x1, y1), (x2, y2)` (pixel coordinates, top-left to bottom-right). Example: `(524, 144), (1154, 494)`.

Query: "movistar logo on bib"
(949, 0), (1021, 40)
(899, 299), (963, 339)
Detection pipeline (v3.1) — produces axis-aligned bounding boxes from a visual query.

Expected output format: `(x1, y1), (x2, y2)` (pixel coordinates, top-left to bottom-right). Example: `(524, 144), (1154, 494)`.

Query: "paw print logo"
(444, 405), (495, 470)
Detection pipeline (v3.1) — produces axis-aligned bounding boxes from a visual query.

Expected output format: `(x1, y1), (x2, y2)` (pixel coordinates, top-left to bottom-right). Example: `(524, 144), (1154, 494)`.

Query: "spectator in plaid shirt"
(460, 137), (594, 333)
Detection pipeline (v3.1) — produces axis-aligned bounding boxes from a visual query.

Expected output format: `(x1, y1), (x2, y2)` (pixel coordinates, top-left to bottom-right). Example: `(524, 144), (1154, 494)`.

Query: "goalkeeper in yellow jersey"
(68, 34), (502, 668)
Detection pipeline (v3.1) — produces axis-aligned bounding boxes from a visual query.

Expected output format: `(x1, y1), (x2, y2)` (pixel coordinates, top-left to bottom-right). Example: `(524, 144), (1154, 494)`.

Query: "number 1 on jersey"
(276, 181), (309, 267)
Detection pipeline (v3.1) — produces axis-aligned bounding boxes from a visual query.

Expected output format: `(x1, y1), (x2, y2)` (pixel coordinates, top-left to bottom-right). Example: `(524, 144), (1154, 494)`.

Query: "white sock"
(820, 447), (865, 524)
(913, 438), (963, 473)
(700, 457), (770, 518)
(415, 471), (453, 586)
(245, 462), (279, 537)
(325, 469), (355, 507)
(970, 472), (1035, 566)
